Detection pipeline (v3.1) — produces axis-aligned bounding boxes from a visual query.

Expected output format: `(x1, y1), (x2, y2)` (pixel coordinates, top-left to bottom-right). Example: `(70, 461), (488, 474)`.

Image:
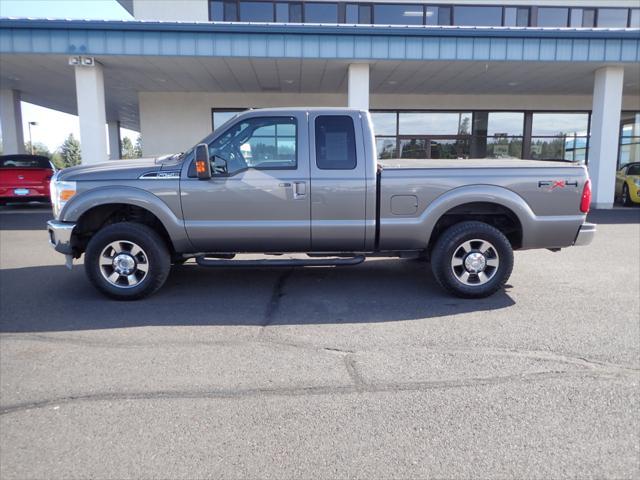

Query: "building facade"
(0, 0), (639, 207)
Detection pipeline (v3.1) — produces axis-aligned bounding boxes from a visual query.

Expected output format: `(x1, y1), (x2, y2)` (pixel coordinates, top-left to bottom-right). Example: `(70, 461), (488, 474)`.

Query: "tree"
(134, 136), (143, 158)
(121, 136), (136, 159)
(120, 136), (143, 159)
(58, 133), (82, 168)
(24, 141), (51, 157)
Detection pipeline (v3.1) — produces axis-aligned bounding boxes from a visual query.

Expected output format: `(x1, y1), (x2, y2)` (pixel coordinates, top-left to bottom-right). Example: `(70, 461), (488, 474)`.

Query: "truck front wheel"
(430, 221), (514, 298)
(84, 222), (171, 300)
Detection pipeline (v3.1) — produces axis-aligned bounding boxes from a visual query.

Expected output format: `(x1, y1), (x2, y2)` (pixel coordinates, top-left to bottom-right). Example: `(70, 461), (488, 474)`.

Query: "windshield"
(626, 165), (640, 176)
(0, 155), (52, 169)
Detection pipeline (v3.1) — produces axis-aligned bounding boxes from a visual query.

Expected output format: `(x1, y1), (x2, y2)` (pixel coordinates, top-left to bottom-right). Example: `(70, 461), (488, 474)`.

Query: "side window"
(315, 116), (357, 170)
(208, 117), (297, 175)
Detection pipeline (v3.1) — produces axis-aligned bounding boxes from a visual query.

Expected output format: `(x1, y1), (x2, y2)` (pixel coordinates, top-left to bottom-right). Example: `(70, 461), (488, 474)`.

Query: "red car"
(0, 154), (55, 205)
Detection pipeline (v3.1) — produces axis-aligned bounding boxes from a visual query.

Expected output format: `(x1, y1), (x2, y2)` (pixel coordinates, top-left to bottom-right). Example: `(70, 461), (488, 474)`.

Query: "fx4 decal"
(538, 180), (579, 191)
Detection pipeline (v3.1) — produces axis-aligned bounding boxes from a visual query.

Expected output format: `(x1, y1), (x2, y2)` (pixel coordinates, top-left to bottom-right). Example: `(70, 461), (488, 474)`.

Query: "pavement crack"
(2, 369), (634, 416)
(260, 269), (293, 333)
(343, 355), (366, 389)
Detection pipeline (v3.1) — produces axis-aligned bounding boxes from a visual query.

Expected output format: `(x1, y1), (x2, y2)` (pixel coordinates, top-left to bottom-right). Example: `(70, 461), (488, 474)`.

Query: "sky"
(0, 0), (137, 153)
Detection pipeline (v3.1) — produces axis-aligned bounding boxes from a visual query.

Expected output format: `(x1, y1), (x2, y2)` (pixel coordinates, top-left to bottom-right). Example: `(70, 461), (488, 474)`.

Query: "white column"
(0, 89), (26, 154)
(74, 60), (108, 164)
(589, 66), (624, 209)
(347, 64), (369, 110)
(107, 121), (121, 159)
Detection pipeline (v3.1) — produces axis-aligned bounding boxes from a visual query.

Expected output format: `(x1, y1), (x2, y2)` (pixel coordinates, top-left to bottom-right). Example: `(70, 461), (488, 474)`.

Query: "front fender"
(60, 186), (193, 252)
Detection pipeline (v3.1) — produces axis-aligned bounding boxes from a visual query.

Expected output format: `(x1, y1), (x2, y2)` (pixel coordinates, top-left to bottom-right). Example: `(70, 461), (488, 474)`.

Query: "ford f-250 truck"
(47, 108), (595, 300)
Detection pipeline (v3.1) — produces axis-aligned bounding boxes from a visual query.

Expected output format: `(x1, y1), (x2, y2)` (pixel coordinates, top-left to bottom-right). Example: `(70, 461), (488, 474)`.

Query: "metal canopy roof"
(1, 18), (639, 63)
(1, 18), (638, 131)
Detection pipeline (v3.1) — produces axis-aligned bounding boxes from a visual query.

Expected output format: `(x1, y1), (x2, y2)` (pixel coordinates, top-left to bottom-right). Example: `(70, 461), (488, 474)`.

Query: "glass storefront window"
(454, 6), (502, 27)
(487, 137), (523, 159)
(371, 112), (397, 136)
(376, 138), (397, 159)
(399, 112), (472, 136)
(373, 4), (424, 25)
(275, 3), (288, 22)
(504, 8), (529, 27)
(430, 139), (470, 159)
(346, 3), (371, 24)
(212, 109), (245, 130)
(537, 8), (569, 27)
(487, 112), (524, 136)
(305, 3), (338, 23)
(597, 8), (628, 28)
(210, 1), (224, 20)
(532, 113), (589, 137)
(289, 3), (302, 22)
(619, 112), (640, 167)
(398, 138), (429, 159)
(239, 2), (274, 21)
(631, 9), (640, 28)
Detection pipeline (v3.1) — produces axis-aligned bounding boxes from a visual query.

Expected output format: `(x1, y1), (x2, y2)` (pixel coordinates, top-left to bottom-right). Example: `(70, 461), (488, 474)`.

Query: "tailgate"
(0, 168), (53, 187)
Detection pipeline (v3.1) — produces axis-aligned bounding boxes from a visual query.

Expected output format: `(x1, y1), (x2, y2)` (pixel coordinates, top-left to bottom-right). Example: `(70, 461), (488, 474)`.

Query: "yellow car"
(615, 162), (640, 206)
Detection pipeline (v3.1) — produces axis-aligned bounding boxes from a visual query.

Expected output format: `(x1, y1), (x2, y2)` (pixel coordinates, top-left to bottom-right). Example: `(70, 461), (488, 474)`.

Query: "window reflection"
(373, 4), (424, 25)
(305, 3), (338, 22)
(370, 112), (397, 136)
(537, 7), (569, 27)
(532, 113), (589, 137)
(376, 138), (397, 159)
(239, 2), (274, 21)
(399, 112), (472, 136)
(213, 110), (245, 130)
(619, 112), (640, 167)
(597, 8), (628, 27)
(454, 6), (502, 26)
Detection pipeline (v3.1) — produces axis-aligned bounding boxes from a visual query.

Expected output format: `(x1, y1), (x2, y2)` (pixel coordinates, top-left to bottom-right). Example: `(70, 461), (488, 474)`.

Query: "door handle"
(293, 181), (306, 199)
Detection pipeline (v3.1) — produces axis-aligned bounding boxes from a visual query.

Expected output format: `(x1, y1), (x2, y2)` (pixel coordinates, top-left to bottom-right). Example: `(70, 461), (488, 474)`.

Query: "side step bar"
(195, 255), (365, 268)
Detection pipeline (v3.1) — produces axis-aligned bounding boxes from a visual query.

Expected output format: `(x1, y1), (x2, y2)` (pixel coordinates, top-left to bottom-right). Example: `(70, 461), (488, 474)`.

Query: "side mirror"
(195, 143), (211, 180)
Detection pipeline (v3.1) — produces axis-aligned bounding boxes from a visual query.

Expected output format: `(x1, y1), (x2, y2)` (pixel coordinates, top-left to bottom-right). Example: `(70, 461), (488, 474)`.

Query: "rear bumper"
(574, 222), (596, 246)
(47, 220), (76, 255)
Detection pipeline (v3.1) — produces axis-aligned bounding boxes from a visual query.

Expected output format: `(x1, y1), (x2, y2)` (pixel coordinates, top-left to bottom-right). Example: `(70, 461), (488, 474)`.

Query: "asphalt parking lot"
(0, 203), (639, 479)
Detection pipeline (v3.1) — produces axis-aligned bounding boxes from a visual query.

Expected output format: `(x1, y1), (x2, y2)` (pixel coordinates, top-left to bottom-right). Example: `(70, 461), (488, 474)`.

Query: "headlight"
(50, 175), (76, 219)
(633, 179), (640, 187)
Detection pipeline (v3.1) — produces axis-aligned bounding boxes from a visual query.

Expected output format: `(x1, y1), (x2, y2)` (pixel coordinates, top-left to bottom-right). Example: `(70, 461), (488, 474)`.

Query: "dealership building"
(0, 0), (639, 207)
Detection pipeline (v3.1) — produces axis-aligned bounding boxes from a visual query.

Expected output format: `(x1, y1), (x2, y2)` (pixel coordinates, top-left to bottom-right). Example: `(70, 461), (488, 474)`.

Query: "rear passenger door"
(309, 112), (367, 251)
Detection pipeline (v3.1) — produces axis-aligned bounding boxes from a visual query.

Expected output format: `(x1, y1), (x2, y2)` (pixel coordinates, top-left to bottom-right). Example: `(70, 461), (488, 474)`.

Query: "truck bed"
(377, 157), (589, 251)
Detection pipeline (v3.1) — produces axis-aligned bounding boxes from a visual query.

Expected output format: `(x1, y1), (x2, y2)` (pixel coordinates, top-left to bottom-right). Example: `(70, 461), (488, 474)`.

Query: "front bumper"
(574, 222), (596, 247)
(47, 220), (76, 255)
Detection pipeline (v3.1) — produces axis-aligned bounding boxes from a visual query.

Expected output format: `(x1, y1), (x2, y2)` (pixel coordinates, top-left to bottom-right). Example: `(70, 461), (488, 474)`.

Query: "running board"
(195, 255), (365, 268)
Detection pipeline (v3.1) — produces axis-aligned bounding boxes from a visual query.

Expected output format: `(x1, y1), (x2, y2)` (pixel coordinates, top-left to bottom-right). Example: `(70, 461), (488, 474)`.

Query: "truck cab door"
(309, 112), (368, 251)
(180, 113), (310, 252)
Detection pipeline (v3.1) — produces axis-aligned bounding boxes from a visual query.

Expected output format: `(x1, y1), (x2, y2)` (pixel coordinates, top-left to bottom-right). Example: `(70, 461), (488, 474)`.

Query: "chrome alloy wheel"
(450, 239), (500, 286)
(99, 240), (149, 288)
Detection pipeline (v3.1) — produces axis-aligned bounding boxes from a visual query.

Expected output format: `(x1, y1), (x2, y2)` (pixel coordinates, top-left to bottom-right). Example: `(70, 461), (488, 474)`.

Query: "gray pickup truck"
(47, 108), (595, 300)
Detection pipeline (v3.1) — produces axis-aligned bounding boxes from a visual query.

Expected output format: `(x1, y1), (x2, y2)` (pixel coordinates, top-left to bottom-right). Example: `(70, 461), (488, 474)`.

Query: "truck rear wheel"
(84, 222), (171, 300)
(430, 221), (513, 298)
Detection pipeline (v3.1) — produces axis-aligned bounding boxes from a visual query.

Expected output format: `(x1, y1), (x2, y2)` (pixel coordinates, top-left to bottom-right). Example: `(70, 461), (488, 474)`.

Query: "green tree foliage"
(121, 137), (135, 159)
(134, 136), (143, 158)
(58, 133), (82, 168)
(24, 141), (51, 157)
(121, 136), (143, 159)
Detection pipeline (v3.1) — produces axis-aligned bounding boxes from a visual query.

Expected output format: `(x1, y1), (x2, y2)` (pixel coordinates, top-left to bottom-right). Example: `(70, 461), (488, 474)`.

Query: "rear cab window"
(315, 116), (357, 170)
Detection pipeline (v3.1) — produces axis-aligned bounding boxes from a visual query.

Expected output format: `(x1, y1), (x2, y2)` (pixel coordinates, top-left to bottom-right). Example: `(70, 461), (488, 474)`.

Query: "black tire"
(430, 221), (514, 298)
(622, 184), (632, 207)
(84, 222), (171, 300)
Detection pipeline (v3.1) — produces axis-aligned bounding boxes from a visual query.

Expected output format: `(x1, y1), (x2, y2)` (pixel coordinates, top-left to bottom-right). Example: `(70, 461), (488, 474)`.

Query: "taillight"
(580, 179), (591, 213)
